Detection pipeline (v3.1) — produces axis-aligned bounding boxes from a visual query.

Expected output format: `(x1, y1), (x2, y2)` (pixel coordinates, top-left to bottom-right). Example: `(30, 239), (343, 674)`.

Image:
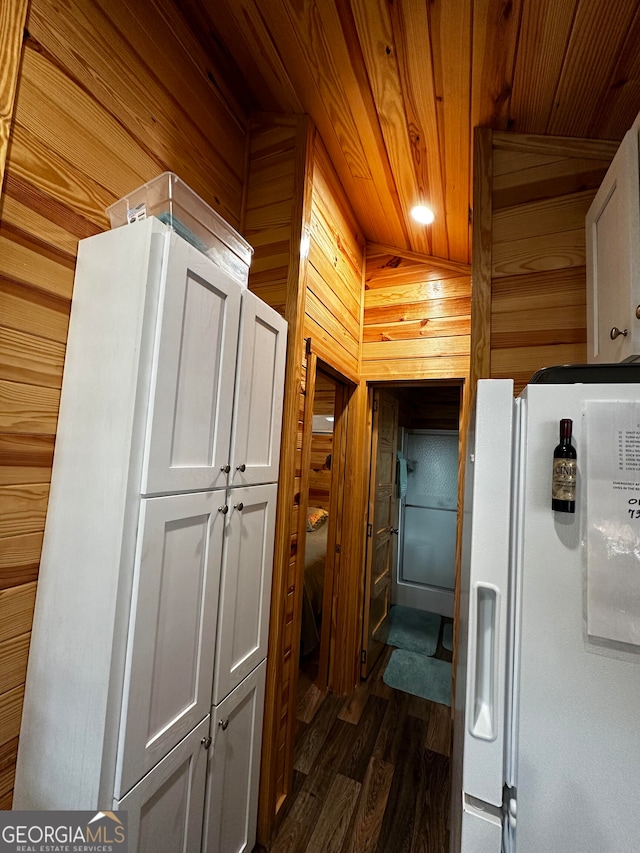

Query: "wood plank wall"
(396, 385), (461, 431)
(0, 0), (31, 809)
(478, 131), (618, 394)
(0, 0), (29, 187)
(0, 0), (247, 806)
(244, 118), (300, 316)
(303, 133), (370, 701)
(242, 115), (315, 841)
(304, 137), (365, 384)
(362, 245), (472, 381)
(243, 117), (369, 843)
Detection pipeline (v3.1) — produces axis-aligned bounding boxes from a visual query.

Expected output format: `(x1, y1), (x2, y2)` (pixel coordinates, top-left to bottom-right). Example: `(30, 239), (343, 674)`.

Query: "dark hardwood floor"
(259, 620), (453, 853)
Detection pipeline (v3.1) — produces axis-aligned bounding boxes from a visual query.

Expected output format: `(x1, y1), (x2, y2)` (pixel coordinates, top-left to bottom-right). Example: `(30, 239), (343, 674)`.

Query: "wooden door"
(586, 125), (640, 363)
(115, 716), (209, 853)
(203, 661), (266, 853)
(229, 290), (287, 488)
(115, 491), (224, 797)
(142, 231), (241, 495)
(213, 483), (277, 703)
(361, 390), (399, 678)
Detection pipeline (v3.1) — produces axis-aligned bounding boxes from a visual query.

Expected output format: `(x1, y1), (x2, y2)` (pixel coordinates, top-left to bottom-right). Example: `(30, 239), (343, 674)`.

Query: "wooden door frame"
(360, 388), (398, 678)
(301, 355), (353, 694)
(317, 374), (348, 689)
(452, 377), (470, 711)
(360, 379), (466, 668)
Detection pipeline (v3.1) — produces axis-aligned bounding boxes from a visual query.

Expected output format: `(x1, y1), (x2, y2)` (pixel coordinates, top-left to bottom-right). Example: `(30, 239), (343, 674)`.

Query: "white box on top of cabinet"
(14, 217), (286, 853)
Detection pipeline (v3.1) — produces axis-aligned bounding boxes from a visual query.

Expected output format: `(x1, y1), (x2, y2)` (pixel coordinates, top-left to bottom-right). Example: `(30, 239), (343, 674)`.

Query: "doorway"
(298, 365), (348, 704)
(361, 381), (463, 673)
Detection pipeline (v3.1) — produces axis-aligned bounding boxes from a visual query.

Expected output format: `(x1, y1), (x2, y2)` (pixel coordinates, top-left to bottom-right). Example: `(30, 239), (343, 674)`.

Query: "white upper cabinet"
(142, 233), (241, 494)
(115, 490), (225, 797)
(230, 290), (287, 487)
(586, 124), (640, 362)
(214, 483), (277, 703)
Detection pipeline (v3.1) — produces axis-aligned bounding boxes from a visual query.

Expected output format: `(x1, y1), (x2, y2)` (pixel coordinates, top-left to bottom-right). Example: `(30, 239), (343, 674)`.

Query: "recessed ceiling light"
(410, 205), (435, 225)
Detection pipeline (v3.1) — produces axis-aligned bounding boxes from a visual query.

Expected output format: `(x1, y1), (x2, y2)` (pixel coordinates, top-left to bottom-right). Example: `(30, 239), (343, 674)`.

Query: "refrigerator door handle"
(469, 581), (500, 742)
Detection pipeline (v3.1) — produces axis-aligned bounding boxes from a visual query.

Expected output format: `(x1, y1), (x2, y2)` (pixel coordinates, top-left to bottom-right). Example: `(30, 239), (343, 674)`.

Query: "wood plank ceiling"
(181, 0), (640, 266)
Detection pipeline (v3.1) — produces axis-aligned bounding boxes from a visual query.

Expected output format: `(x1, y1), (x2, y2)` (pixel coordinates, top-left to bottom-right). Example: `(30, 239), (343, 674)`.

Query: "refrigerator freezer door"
(513, 384), (640, 852)
(461, 796), (503, 852)
(456, 380), (515, 810)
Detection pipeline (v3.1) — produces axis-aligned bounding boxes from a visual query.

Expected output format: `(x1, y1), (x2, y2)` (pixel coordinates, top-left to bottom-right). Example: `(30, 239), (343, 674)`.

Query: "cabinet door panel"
(213, 484), (276, 703)
(116, 717), (209, 853)
(203, 662), (266, 853)
(586, 126), (640, 363)
(116, 491), (224, 797)
(143, 233), (241, 494)
(230, 290), (287, 487)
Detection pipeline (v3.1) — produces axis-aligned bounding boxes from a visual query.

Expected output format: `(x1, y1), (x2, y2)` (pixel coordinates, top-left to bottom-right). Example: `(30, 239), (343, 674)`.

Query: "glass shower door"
(398, 430), (458, 612)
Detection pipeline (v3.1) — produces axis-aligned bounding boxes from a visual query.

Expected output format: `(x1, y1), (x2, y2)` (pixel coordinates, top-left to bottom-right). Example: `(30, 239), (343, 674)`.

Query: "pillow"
(306, 506), (328, 532)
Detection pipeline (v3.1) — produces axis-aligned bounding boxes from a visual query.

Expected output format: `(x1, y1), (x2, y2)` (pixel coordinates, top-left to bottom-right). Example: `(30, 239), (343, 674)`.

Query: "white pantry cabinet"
(230, 291), (288, 487)
(214, 484), (277, 704)
(115, 490), (225, 797)
(142, 234), (241, 495)
(203, 661), (266, 853)
(14, 216), (287, 853)
(117, 716), (210, 853)
(586, 123), (640, 362)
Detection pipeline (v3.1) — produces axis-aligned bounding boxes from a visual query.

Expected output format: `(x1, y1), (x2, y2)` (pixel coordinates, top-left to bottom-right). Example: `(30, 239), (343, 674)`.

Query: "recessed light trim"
(410, 205), (435, 225)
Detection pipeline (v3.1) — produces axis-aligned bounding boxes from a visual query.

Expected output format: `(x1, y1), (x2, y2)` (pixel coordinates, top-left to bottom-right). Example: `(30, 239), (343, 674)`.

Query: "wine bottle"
(552, 418), (577, 513)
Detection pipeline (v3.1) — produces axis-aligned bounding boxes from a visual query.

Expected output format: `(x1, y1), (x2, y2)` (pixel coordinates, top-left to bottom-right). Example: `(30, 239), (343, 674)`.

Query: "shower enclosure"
(394, 429), (458, 617)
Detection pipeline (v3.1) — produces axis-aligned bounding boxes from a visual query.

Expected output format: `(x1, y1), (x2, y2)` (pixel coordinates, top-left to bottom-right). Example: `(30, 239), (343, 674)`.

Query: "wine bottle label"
(552, 458), (577, 500)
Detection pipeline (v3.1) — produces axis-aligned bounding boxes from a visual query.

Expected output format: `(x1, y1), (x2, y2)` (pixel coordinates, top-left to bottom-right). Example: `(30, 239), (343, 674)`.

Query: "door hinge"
(361, 649), (367, 664)
(367, 523), (372, 537)
(373, 398), (379, 412)
(335, 543), (341, 553)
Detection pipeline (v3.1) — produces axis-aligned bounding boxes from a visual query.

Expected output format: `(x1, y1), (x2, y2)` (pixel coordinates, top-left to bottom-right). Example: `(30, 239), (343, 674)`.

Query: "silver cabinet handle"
(201, 736), (212, 750)
(234, 502), (244, 511)
(636, 305), (640, 320)
(220, 464), (231, 473)
(218, 505), (229, 514)
(218, 719), (229, 731)
(610, 326), (628, 340)
(236, 463), (246, 472)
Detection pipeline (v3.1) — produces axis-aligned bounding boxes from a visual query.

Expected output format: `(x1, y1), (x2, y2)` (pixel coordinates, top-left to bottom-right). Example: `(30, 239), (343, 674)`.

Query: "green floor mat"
(383, 648), (452, 706)
(381, 605), (441, 657)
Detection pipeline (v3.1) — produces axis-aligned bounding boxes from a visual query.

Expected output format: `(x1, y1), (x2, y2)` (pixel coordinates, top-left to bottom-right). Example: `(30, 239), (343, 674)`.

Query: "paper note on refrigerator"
(584, 401), (640, 647)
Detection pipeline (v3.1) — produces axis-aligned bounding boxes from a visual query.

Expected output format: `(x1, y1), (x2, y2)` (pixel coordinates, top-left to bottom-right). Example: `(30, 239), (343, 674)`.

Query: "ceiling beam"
(366, 242), (471, 275)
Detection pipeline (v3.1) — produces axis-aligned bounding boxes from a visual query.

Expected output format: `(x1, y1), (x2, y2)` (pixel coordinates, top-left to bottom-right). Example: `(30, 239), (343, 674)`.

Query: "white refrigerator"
(452, 368), (640, 852)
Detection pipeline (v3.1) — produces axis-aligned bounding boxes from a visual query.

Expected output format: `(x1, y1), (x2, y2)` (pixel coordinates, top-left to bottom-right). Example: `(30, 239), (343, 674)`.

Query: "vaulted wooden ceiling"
(184, 0), (640, 266)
